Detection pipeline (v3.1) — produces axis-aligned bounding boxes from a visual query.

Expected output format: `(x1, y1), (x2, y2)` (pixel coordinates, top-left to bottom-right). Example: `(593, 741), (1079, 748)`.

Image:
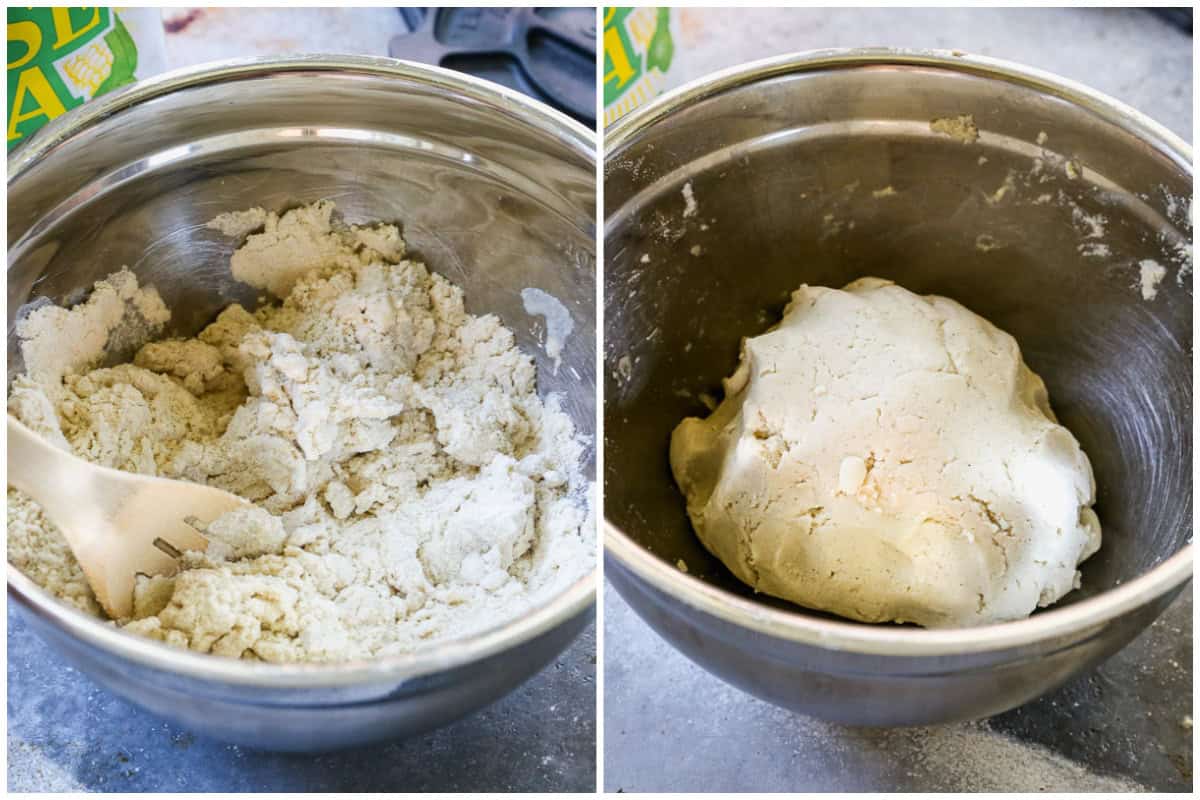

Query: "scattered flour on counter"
(873, 722), (1145, 792)
(1138, 259), (1167, 301)
(608, 588), (1147, 792)
(8, 201), (594, 663)
(521, 287), (575, 374)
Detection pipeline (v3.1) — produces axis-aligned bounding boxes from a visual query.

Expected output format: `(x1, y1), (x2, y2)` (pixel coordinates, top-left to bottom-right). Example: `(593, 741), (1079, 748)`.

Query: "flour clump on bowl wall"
(8, 201), (594, 662)
(669, 277), (1100, 628)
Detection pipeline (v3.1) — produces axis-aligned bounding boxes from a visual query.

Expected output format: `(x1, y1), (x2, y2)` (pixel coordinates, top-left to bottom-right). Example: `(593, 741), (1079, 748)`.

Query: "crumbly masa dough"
(670, 278), (1100, 628)
(8, 201), (594, 662)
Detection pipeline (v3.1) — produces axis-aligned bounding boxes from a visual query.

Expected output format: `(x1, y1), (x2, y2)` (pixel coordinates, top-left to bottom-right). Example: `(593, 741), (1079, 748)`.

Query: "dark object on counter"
(390, 7), (596, 126)
(1148, 8), (1192, 34)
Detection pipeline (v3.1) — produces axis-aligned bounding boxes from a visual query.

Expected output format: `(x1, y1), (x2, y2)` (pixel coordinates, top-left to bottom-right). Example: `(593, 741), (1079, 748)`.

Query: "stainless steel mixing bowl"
(7, 55), (596, 751)
(604, 49), (1192, 726)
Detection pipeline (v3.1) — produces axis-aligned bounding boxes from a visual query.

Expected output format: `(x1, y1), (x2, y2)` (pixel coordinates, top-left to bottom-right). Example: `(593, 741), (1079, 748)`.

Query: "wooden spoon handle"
(8, 415), (230, 620)
(9, 417), (118, 615)
(7, 416), (96, 523)
(7, 416), (128, 607)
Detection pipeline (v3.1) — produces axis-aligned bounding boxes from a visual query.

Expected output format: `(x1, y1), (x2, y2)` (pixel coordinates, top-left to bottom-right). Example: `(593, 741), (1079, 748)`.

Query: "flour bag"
(8, 7), (166, 151)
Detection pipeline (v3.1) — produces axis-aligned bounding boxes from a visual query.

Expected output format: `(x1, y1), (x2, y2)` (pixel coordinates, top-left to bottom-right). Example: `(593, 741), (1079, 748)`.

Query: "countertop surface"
(7, 7), (594, 794)
(605, 588), (1191, 793)
(604, 5), (1192, 794)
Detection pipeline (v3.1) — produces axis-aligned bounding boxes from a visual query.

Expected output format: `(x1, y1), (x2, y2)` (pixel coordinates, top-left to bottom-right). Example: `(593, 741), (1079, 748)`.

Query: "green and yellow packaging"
(8, 7), (165, 151)
(603, 7), (675, 128)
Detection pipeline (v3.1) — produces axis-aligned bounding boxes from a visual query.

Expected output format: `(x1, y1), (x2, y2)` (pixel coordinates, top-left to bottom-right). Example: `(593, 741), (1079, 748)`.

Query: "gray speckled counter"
(8, 608), (595, 792)
(605, 588), (1190, 792)
(605, 5), (1192, 794)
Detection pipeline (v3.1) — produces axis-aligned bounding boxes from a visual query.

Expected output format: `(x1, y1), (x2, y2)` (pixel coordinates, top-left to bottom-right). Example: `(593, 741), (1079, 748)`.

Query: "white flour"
(1138, 258), (1167, 300)
(521, 287), (574, 375)
(681, 181), (698, 218)
(8, 201), (593, 663)
(14, 268), (170, 389)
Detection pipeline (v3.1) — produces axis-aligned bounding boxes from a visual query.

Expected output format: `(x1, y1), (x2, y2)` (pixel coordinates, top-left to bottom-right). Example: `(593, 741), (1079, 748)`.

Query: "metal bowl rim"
(7, 55), (598, 688)
(604, 47), (1191, 165)
(9, 53), (596, 180)
(604, 47), (1194, 657)
(8, 566), (596, 686)
(607, 525), (1192, 657)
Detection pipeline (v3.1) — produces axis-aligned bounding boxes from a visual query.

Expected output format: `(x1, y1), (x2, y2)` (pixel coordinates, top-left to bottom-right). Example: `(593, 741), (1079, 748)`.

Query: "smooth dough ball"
(670, 277), (1101, 628)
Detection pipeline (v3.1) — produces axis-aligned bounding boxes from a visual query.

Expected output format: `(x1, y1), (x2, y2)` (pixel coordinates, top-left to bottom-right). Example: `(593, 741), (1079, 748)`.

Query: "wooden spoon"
(8, 415), (252, 619)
